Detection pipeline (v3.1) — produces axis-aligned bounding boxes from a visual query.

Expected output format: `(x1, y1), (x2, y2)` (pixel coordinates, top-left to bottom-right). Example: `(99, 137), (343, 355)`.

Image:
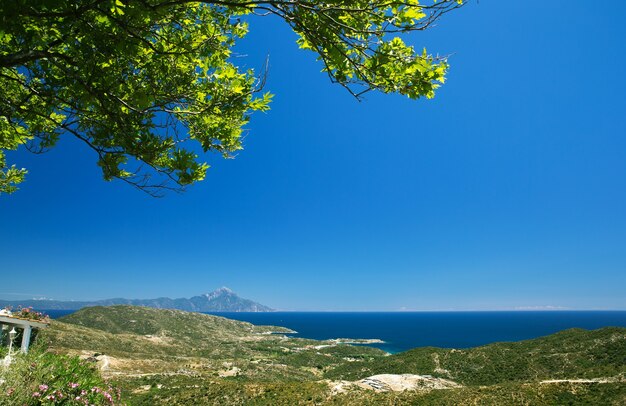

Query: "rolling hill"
(30, 305), (626, 405)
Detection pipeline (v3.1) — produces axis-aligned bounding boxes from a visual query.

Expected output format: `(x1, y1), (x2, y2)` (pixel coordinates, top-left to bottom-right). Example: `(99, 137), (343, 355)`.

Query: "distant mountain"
(0, 287), (274, 312)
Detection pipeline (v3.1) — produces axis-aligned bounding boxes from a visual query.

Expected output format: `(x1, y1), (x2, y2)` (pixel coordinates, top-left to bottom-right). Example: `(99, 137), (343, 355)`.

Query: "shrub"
(0, 346), (123, 405)
(2, 306), (50, 323)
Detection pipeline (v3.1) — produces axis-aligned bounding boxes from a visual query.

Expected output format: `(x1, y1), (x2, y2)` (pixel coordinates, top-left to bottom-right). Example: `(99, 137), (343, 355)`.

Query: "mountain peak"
(204, 287), (234, 299)
(197, 288), (273, 312)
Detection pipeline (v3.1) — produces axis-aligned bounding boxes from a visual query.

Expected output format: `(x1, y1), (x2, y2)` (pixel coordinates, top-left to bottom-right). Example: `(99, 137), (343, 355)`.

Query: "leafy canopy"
(0, 0), (464, 195)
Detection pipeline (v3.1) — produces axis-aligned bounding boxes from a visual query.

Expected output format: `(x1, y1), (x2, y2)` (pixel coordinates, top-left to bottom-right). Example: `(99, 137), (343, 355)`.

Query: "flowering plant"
(4, 306), (50, 323)
(1, 351), (124, 405)
(31, 382), (121, 405)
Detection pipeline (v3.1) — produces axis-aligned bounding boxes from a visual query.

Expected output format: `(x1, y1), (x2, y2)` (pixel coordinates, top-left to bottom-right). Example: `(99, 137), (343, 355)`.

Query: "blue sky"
(1, 1), (625, 310)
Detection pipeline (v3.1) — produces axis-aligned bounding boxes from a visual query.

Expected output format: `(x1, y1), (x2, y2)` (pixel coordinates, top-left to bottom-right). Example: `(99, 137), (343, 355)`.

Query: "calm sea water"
(45, 310), (626, 353)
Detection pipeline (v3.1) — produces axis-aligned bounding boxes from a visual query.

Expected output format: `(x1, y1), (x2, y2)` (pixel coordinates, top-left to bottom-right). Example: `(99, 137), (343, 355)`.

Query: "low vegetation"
(2, 305), (624, 405)
(44, 306), (384, 381)
(0, 344), (122, 405)
(325, 327), (626, 384)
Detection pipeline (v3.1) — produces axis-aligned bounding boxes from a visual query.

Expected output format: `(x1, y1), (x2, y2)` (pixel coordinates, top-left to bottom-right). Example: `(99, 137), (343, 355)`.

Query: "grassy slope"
(325, 327), (626, 384)
(57, 305), (294, 336)
(44, 305), (384, 380)
(125, 379), (626, 406)
(42, 306), (626, 405)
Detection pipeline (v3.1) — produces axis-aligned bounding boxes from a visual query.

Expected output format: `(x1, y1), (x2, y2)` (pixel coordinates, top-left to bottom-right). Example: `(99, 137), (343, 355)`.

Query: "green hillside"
(57, 305), (287, 339)
(20, 306), (624, 405)
(44, 305), (384, 380)
(325, 327), (626, 384)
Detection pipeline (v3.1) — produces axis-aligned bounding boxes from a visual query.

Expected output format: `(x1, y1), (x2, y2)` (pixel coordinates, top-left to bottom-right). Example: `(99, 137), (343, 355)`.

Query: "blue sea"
(46, 310), (626, 353)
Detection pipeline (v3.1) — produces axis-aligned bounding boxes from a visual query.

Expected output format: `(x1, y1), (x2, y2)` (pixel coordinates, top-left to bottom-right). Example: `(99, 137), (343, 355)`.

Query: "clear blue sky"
(1, 1), (625, 310)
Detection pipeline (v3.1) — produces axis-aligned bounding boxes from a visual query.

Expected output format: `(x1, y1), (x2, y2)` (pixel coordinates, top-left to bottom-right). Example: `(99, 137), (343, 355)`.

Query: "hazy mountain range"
(0, 287), (273, 312)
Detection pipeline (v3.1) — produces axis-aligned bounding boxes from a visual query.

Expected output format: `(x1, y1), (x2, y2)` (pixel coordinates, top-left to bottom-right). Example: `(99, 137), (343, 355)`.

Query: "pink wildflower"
(39, 384), (48, 391)
(69, 382), (80, 388)
(32, 392), (41, 398)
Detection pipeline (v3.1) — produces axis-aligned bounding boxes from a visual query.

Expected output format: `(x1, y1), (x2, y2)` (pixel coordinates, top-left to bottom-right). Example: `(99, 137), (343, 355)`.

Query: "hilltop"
(34, 305), (626, 405)
(0, 287), (273, 312)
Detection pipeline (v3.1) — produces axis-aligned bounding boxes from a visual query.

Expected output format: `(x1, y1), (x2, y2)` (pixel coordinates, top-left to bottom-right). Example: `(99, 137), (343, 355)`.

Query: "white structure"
(0, 315), (48, 354)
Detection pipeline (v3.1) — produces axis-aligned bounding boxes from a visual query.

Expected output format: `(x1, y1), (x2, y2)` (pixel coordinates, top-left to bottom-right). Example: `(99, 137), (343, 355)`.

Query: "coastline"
(44, 309), (626, 353)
